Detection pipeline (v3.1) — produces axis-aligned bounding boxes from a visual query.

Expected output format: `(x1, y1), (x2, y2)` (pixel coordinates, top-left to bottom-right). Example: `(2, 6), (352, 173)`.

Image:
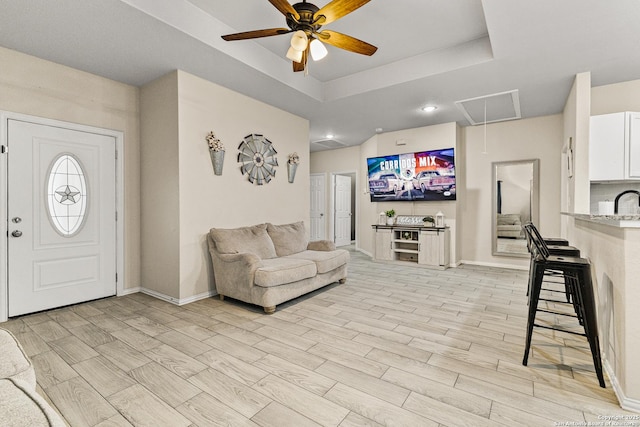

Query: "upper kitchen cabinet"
(590, 112), (640, 181)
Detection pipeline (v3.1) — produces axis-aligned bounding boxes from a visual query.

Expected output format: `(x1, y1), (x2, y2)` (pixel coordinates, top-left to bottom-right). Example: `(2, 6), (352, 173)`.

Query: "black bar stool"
(524, 222), (579, 256)
(522, 224), (606, 388)
(543, 237), (570, 246)
(523, 223), (580, 305)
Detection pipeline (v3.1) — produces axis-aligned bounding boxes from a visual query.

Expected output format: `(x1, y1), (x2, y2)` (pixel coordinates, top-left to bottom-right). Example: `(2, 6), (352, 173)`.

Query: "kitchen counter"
(563, 214), (640, 410)
(562, 212), (640, 228)
(371, 224), (447, 230)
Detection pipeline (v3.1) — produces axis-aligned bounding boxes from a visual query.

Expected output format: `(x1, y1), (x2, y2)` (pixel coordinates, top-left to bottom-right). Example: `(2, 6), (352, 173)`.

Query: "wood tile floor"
(3, 247), (635, 426)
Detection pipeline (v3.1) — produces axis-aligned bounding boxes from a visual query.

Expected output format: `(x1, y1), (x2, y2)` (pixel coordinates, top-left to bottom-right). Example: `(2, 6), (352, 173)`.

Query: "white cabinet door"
(418, 231), (440, 266)
(628, 113), (640, 178)
(590, 113), (625, 181)
(375, 228), (393, 261)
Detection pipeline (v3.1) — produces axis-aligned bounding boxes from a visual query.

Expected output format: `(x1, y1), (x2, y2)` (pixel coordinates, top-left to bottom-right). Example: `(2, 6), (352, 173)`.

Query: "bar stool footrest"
(533, 323), (586, 337)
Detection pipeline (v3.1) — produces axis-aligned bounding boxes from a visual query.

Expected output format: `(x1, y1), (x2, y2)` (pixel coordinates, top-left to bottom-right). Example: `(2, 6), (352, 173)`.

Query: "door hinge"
(116, 273), (118, 282)
(115, 211), (118, 221)
(115, 149), (118, 159)
(1, 145), (7, 154)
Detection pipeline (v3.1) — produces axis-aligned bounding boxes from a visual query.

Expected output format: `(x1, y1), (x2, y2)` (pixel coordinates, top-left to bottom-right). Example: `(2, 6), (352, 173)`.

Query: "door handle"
(11, 230), (22, 238)
(320, 213), (324, 217)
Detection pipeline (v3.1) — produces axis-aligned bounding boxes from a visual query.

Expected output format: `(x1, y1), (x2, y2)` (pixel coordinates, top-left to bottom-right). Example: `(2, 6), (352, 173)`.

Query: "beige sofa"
(0, 328), (67, 426)
(497, 213), (523, 238)
(207, 222), (349, 313)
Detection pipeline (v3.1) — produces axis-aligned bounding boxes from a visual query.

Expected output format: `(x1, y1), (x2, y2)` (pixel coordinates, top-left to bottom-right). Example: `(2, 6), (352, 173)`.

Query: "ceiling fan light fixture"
(221, 0), (377, 73)
(290, 30), (308, 51)
(286, 46), (303, 63)
(310, 39), (328, 61)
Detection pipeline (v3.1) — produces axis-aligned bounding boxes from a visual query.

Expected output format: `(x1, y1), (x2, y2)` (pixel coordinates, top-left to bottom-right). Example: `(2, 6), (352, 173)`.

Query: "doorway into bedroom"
(332, 172), (356, 247)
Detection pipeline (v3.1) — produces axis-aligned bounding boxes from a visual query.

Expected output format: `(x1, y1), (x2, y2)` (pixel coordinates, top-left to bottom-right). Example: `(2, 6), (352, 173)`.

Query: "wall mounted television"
(367, 148), (456, 202)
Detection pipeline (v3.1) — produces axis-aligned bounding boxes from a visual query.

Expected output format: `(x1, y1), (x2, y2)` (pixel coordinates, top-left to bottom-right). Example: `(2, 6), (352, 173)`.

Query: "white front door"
(7, 119), (117, 316)
(334, 174), (352, 247)
(310, 174), (326, 241)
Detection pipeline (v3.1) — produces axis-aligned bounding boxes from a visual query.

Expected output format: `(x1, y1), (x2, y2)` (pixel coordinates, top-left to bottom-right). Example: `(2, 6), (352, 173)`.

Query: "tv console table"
(372, 224), (450, 269)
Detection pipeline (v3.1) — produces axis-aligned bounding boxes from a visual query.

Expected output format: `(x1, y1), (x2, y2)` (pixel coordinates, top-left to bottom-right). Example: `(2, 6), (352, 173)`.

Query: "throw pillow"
(267, 221), (308, 257)
(209, 224), (277, 259)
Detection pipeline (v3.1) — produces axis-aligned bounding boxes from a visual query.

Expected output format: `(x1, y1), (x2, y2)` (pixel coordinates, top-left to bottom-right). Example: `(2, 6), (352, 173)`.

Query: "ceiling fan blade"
(222, 28), (291, 41)
(317, 30), (377, 56)
(268, 0), (300, 20)
(313, 0), (371, 25)
(293, 45), (309, 72)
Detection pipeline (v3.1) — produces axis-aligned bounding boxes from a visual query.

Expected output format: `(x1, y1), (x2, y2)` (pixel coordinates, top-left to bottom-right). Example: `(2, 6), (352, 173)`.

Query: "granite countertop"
(371, 224), (447, 229)
(562, 212), (640, 228)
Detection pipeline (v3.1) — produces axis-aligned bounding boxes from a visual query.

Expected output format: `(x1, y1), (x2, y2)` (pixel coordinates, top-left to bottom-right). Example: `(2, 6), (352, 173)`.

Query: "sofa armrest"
(307, 240), (336, 251)
(210, 247), (262, 294)
(214, 252), (262, 275)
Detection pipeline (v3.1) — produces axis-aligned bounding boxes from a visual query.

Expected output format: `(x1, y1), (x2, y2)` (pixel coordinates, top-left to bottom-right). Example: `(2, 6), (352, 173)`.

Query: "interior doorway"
(332, 171), (357, 247)
(310, 173), (326, 241)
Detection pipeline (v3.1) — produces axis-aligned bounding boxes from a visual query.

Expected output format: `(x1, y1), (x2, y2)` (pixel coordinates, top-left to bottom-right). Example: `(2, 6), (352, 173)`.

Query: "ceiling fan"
(221, 0), (377, 72)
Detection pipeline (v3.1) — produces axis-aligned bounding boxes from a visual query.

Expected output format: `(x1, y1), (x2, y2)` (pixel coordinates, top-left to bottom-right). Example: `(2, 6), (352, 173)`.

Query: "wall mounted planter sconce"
(206, 131), (225, 176)
(238, 134), (278, 185)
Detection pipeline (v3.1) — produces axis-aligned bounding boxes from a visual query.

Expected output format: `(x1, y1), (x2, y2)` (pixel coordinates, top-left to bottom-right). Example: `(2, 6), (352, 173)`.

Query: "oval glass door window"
(46, 154), (88, 236)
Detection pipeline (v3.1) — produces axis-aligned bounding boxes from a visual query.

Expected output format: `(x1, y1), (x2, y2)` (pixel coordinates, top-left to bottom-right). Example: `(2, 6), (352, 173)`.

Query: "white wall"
(461, 115), (563, 267)
(140, 72), (180, 299)
(562, 72), (591, 216)
(592, 78), (640, 115)
(311, 123), (460, 262)
(0, 46), (141, 290)
(310, 145), (360, 243)
(564, 75), (640, 406)
(141, 70), (310, 302)
(359, 136), (379, 256)
(312, 118), (564, 268)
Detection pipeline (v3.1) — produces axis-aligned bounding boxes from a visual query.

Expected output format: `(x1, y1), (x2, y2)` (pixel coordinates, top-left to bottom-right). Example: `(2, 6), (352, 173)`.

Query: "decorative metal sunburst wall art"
(237, 134), (278, 185)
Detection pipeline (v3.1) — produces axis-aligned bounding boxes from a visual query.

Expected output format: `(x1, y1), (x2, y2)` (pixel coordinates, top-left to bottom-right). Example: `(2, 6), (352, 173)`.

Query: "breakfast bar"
(563, 213), (640, 410)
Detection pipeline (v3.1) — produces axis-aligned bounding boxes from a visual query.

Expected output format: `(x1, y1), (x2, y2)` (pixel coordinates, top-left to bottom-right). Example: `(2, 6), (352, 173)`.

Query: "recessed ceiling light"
(422, 105), (438, 113)
(375, 128), (383, 133)
(326, 134), (335, 139)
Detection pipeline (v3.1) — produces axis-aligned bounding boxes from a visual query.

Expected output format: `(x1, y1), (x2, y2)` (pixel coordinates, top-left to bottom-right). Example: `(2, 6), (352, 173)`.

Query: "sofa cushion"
(267, 222), (308, 257)
(210, 224), (277, 260)
(254, 258), (317, 288)
(0, 329), (36, 389)
(286, 249), (350, 274)
(497, 214), (522, 226)
(0, 378), (67, 427)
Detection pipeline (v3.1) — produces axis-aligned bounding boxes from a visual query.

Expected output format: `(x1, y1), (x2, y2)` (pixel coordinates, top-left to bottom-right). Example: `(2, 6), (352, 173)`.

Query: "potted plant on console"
(422, 215), (434, 227)
(385, 209), (396, 225)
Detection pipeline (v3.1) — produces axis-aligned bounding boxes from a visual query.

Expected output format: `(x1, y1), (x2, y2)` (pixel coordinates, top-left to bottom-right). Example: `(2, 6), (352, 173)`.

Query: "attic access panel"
(455, 89), (521, 125)
(311, 139), (347, 151)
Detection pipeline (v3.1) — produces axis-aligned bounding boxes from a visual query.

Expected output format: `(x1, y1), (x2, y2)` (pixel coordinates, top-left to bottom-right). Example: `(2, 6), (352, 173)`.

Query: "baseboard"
(119, 286), (141, 296)
(356, 248), (373, 258)
(177, 290), (218, 306)
(604, 359), (640, 413)
(139, 287), (217, 306)
(460, 260), (529, 271)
